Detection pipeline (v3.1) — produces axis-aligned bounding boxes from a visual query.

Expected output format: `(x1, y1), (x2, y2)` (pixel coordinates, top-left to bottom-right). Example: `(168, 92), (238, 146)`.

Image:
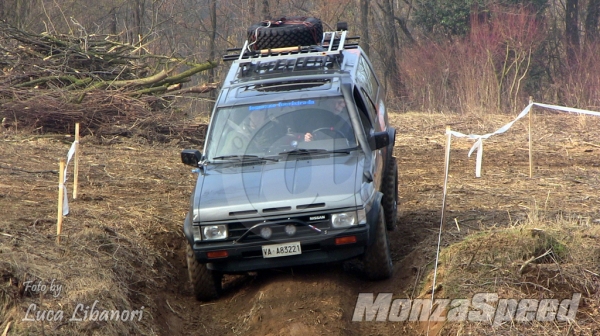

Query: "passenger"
(220, 110), (280, 155)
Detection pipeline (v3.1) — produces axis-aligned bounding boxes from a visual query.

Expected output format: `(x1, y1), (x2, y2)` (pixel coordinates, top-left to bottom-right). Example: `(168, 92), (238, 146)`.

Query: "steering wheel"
(311, 127), (346, 139)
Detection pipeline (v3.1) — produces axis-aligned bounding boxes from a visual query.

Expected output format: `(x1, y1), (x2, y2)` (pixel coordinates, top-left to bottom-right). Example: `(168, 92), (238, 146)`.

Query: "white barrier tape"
(59, 183), (69, 216)
(476, 138), (483, 177)
(533, 102), (600, 117)
(61, 140), (79, 216)
(448, 103), (600, 177)
(64, 140), (78, 182)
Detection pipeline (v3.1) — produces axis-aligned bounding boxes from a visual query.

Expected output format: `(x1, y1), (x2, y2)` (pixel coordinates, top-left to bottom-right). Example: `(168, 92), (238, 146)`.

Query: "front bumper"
(191, 226), (368, 273)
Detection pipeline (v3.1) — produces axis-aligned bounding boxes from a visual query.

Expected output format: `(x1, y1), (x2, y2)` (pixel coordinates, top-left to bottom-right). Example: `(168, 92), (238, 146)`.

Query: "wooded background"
(1, 0), (599, 114)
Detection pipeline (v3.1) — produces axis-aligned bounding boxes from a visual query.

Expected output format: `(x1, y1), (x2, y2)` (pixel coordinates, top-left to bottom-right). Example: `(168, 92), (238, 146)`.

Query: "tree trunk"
(133, 0), (145, 42)
(565, 0), (580, 64)
(360, 0), (370, 56)
(262, 0), (271, 20)
(109, 7), (118, 36)
(16, 0), (29, 29)
(208, 0), (217, 101)
(378, 0), (404, 98)
(249, 0), (256, 17)
(585, 0), (600, 44)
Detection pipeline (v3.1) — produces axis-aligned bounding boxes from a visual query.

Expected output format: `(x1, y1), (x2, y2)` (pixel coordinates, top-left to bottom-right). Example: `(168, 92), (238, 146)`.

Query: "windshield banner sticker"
(248, 100), (316, 111)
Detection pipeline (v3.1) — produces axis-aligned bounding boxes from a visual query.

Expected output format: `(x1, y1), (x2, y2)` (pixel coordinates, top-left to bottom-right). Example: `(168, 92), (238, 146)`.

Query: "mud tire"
(362, 207), (393, 280)
(186, 244), (223, 301)
(381, 158), (398, 231)
(247, 16), (323, 50)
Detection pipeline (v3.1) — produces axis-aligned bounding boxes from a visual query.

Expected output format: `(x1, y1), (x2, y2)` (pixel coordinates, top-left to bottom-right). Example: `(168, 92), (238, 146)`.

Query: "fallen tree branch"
(0, 163), (58, 174)
(519, 248), (552, 275)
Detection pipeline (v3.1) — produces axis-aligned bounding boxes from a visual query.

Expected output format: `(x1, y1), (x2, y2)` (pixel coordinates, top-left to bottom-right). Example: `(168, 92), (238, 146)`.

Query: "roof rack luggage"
(223, 29), (360, 62)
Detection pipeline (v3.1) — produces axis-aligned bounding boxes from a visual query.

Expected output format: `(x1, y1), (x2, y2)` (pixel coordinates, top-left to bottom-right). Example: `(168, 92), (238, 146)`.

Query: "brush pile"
(0, 22), (216, 139)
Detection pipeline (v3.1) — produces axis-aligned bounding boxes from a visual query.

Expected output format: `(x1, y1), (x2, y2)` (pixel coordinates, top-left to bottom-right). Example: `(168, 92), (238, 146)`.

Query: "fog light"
(260, 227), (272, 239)
(284, 224), (296, 236)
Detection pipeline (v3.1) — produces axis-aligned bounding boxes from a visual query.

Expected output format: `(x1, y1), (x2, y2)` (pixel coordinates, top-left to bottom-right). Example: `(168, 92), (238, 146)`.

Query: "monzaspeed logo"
(352, 292), (581, 326)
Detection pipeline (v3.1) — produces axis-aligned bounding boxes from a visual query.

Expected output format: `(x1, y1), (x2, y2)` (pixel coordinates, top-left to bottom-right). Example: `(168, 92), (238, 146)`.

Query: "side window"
(361, 89), (381, 131)
(353, 88), (373, 134)
(357, 57), (380, 102)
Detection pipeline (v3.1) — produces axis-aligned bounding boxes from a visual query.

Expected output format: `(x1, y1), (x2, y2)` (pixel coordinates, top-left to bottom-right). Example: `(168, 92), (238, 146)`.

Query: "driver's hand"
(304, 133), (313, 142)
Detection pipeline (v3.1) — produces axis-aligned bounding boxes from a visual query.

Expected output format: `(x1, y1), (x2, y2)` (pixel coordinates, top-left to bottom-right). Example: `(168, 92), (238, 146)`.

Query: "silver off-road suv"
(181, 17), (398, 300)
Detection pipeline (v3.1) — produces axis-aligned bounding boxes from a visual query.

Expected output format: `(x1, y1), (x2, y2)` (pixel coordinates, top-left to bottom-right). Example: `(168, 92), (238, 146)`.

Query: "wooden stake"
(529, 97), (533, 178)
(73, 123), (80, 199)
(2, 321), (12, 336)
(57, 159), (65, 244)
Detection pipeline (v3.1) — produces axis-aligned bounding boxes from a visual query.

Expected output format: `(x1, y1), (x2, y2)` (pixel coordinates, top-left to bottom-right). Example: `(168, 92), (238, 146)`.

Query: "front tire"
(362, 207), (393, 280)
(186, 244), (223, 301)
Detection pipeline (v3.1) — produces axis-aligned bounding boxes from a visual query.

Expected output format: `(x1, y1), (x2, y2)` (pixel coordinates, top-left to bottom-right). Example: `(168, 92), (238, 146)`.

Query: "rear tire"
(247, 16), (323, 50)
(382, 158), (398, 231)
(186, 244), (223, 301)
(362, 207), (393, 280)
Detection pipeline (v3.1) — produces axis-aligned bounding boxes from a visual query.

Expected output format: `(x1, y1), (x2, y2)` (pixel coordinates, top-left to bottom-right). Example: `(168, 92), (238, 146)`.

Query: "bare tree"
(376, 0), (404, 98)
(565, 0), (580, 63)
(585, 0), (600, 44)
(131, 0), (147, 44)
(360, 0), (370, 56)
(262, 0), (271, 20)
(208, 0), (218, 102)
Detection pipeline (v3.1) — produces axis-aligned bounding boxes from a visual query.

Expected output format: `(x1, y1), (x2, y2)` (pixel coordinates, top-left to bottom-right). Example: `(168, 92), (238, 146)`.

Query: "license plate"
(262, 242), (302, 258)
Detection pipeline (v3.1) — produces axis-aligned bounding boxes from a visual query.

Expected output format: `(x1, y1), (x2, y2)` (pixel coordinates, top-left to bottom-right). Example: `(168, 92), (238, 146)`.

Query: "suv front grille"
(228, 217), (331, 243)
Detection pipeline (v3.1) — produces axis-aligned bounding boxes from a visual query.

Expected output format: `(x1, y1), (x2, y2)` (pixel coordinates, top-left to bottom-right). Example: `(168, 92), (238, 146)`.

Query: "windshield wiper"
(211, 154), (278, 162)
(278, 149), (329, 156)
(279, 147), (357, 156)
(328, 146), (360, 154)
(213, 154), (257, 160)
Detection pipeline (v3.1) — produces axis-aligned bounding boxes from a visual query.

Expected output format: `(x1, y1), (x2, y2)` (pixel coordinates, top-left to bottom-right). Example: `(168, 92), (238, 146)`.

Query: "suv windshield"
(205, 97), (358, 160)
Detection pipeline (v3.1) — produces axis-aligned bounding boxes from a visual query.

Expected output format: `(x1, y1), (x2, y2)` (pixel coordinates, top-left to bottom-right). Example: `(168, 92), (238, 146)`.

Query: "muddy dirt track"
(2, 110), (600, 335)
(152, 111), (600, 336)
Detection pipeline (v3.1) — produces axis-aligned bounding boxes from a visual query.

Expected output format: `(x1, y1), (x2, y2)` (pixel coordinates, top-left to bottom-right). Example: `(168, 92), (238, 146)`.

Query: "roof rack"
(222, 30), (360, 62)
(237, 54), (342, 78)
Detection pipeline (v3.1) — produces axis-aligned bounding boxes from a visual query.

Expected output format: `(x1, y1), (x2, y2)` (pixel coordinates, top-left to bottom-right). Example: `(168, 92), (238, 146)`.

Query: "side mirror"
(370, 131), (389, 150)
(181, 149), (202, 166)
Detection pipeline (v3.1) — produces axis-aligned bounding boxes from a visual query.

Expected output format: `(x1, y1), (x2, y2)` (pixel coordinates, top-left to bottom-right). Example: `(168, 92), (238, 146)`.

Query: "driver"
(304, 98), (355, 143)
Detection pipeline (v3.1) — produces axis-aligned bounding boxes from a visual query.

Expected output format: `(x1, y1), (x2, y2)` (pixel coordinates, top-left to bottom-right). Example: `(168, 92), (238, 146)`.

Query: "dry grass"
(418, 210), (600, 334)
(0, 133), (195, 335)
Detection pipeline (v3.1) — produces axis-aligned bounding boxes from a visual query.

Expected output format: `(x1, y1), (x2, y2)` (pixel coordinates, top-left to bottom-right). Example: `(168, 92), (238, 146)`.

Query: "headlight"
(202, 225), (228, 240)
(331, 212), (358, 228)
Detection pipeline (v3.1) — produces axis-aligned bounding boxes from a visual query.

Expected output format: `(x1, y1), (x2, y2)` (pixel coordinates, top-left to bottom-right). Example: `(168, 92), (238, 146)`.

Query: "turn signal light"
(207, 250), (229, 259)
(335, 236), (357, 245)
